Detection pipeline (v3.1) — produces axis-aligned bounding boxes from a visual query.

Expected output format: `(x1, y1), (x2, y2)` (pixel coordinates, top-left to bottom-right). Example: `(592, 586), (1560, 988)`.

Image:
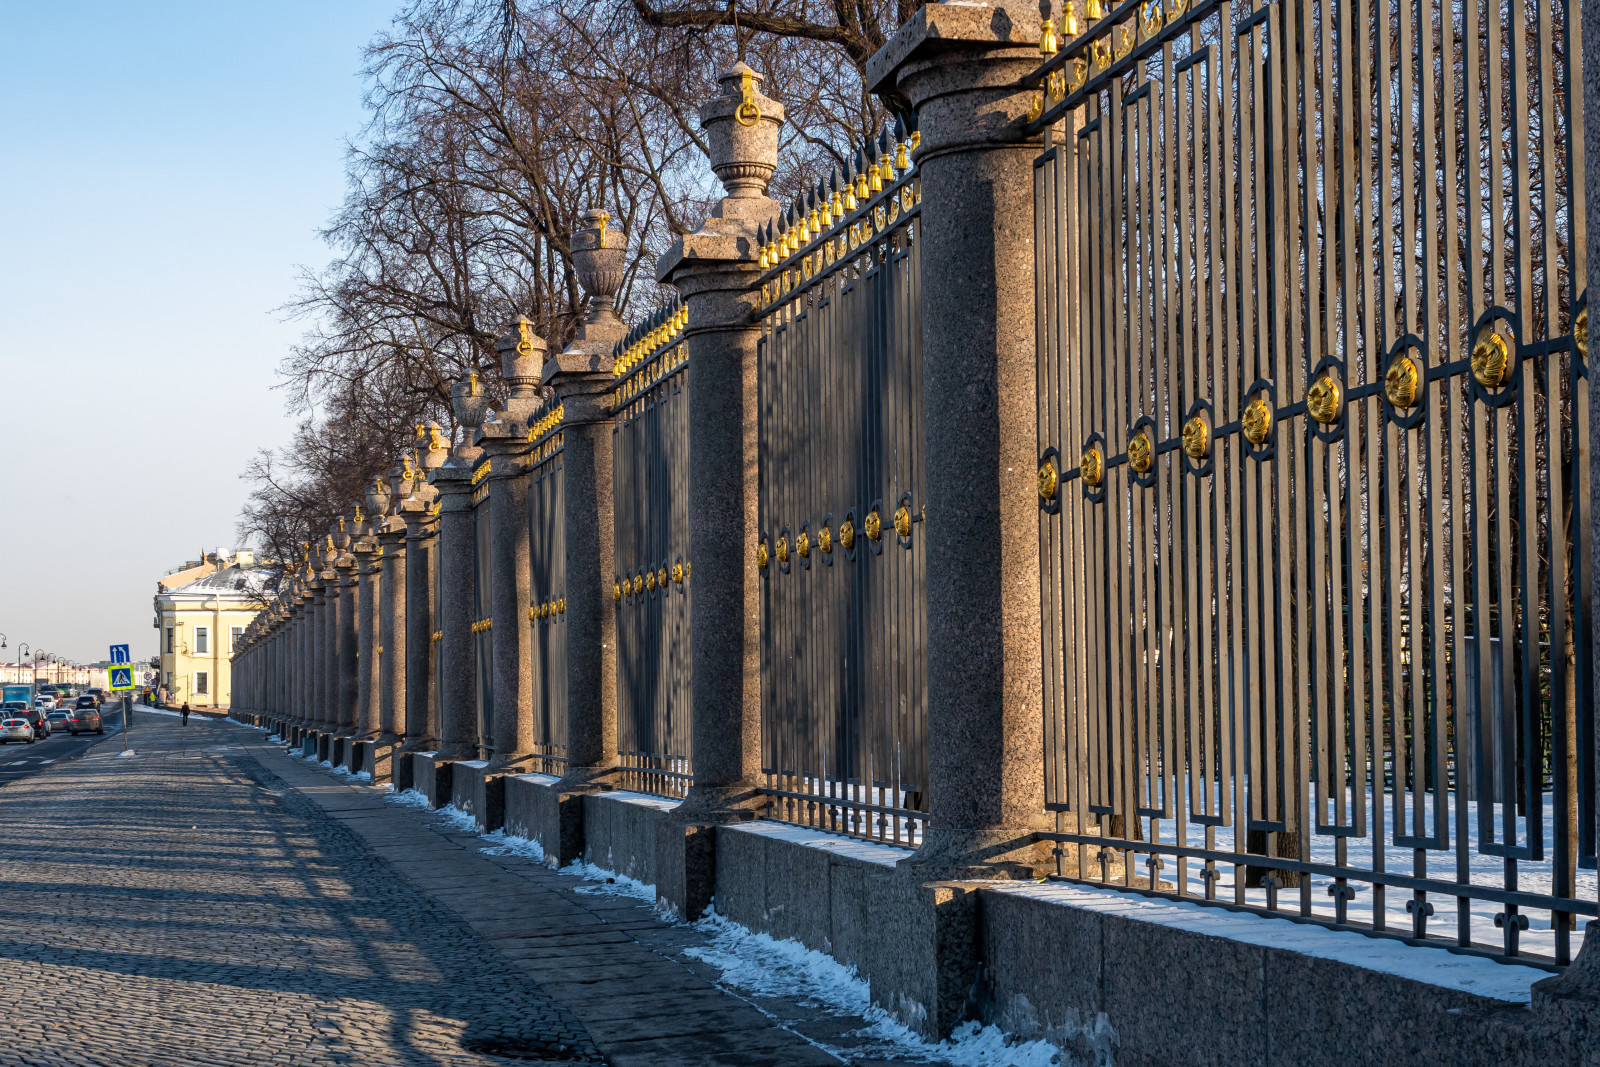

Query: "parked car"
(65, 708), (103, 736)
(45, 710), (72, 734)
(0, 718), (35, 744)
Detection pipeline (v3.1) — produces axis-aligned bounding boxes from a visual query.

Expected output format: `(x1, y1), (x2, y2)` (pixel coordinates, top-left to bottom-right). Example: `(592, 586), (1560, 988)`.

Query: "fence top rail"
(1022, 0), (1222, 133)
(755, 120), (920, 313)
(610, 296), (687, 409)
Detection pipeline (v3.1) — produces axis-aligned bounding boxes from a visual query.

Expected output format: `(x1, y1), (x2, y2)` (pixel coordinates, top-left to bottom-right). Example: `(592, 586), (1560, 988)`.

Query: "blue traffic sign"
(108, 666), (135, 692)
(109, 644), (130, 665)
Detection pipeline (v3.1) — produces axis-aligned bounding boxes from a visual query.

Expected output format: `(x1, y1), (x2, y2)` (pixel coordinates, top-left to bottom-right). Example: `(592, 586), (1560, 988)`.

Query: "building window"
(230, 626), (243, 652)
(194, 672), (208, 696)
(165, 628), (174, 654)
(164, 672), (172, 688)
(195, 627), (209, 654)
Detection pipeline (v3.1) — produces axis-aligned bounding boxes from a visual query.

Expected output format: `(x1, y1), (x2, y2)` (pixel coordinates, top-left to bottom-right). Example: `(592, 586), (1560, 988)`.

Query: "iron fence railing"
(753, 124), (928, 847)
(471, 458), (494, 760)
(527, 396), (568, 775)
(611, 300), (693, 798)
(1028, 0), (1593, 966)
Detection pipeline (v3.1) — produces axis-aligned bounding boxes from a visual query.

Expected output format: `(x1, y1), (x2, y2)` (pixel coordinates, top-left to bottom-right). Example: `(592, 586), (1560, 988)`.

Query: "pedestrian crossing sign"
(108, 666), (135, 692)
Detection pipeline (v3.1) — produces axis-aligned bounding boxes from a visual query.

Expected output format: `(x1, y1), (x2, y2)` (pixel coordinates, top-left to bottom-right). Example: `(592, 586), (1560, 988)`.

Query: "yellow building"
(152, 552), (276, 708)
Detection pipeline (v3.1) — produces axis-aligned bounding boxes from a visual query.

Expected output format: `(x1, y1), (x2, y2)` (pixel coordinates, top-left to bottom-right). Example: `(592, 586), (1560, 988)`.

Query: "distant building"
(152, 551), (277, 708)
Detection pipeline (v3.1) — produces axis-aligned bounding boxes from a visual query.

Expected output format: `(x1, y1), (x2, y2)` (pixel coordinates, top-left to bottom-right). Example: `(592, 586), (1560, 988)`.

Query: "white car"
(0, 718), (34, 744)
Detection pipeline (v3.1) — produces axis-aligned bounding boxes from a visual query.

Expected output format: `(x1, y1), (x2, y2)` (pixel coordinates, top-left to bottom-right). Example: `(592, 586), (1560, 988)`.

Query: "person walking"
(180, 702), (190, 727)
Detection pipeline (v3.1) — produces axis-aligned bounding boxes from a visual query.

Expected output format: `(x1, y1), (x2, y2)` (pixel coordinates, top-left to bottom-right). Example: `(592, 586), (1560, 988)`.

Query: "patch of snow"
(138, 708), (185, 719)
(354, 770), (372, 782)
(116, 750), (137, 758)
(600, 789), (681, 812)
(387, 788), (432, 810)
(480, 828), (549, 865)
(432, 804), (482, 834)
(511, 771), (561, 786)
(724, 819), (912, 868)
(686, 910), (1067, 1066)
(565, 861), (657, 903)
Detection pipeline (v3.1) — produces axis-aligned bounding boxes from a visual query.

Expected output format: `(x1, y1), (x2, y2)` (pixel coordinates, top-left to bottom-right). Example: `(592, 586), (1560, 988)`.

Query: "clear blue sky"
(0, 1), (400, 664)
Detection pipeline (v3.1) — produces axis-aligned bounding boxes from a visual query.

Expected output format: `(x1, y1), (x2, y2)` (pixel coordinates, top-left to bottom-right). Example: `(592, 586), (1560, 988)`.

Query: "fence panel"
(527, 398), (568, 773)
(1028, 0), (1592, 966)
(471, 461), (494, 759)
(611, 302), (693, 797)
(754, 128), (927, 846)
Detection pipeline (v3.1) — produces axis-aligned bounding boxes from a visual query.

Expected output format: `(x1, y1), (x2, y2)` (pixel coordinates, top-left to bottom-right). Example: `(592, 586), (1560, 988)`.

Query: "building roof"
(158, 562), (279, 604)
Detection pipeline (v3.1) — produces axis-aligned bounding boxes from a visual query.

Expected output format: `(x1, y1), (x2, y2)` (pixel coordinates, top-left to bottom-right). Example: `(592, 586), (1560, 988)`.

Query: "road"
(0, 703), (127, 786)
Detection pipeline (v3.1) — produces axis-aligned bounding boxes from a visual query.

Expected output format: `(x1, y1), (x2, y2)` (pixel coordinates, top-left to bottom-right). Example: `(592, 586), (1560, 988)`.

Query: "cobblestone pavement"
(0, 715), (954, 1067)
(0, 715), (599, 1066)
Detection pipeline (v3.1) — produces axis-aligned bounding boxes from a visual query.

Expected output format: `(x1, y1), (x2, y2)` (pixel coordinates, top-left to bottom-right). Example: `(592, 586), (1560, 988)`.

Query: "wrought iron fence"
(1028, 0), (1592, 965)
(753, 125), (929, 846)
(611, 300), (693, 797)
(472, 459), (495, 759)
(527, 397), (568, 774)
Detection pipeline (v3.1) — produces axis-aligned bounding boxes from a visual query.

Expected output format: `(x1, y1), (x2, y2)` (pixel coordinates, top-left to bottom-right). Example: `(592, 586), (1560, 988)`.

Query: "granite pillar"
(432, 425), (482, 762)
(376, 461), (410, 747)
(549, 211), (627, 790)
(355, 533), (380, 739)
(650, 65), (785, 917)
(400, 452), (441, 755)
(868, 2), (1053, 880)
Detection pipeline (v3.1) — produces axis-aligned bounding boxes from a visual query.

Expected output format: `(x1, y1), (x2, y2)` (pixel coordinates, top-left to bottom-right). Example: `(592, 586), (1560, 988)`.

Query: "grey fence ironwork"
(754, 125), (929, 846)
(471, 459), (495, 759)
(611, 301), (693, 798)
(526, 397), (569, 774)
(1027, 0), (1593, 965)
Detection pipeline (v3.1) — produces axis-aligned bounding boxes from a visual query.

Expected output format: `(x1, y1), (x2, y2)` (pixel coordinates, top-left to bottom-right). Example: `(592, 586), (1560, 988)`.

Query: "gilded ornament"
(1384, 357), (1419, 409)
(427, 425), (448, 454)
(1471, 331), (1510, 387)
(657, 567), (668, 588)
(1242, 396), (1274, 444)
(1061, 0), (1083, 35)
(1028, 93), (1045, 123)
(1181, 415), (1210, 459)
(672, 562), (685, 584)
(818, 526), (833, 554)
(796, 531), (810, 558)
(1142, 0), (1163, 36)
(893, 505), (912, 539)
(645, 570), (657, 591)
(735, 69), (761, 128)
(614, 582), (622, 601)
(1578, 307), (1588, 359)
(1090, 38), (1113, 71)
(1038, 459), (1060, 501)
(757, 542), (769, 569)
(1307, 374), (1342, 423)
(864, 510), (882, 541)
(1068, 57), (1089, 93)
(1081, 446), (1104, 487)
(557, 597), (566, 613)
(776, 535), (790, 564)
(839, 519), (856, 549)
(516, 319), (535, 357)
(1040, 22), (1059, 54)
(1114, 22), (1136, 59)
(1127, 431), (1154, 473)
(1086, 0), (1106, 17)
(632, 574), (644, 596)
